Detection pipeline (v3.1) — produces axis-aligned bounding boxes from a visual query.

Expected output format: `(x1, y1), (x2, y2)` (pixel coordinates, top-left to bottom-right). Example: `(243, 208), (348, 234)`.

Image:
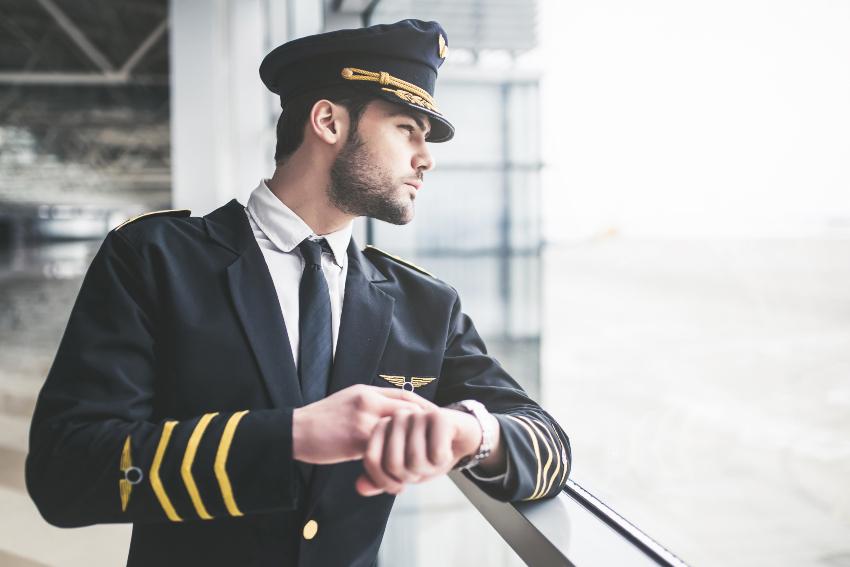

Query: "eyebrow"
(389, 109), (431, 138)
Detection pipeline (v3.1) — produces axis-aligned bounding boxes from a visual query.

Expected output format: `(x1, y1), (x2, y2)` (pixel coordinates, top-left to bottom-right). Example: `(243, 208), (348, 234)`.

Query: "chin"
(378, 205), (414, 226)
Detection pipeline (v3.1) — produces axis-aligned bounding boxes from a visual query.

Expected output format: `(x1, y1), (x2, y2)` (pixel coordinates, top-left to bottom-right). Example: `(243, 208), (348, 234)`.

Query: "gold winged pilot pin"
(379, 375), (436, 392)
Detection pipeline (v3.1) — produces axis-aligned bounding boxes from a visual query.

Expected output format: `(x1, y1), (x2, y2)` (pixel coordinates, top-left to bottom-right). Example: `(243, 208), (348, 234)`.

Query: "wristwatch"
(446, 399), (495, 470)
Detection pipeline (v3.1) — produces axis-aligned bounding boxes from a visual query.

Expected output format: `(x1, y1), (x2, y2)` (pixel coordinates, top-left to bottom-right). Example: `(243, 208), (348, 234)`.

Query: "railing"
(450, 473), (690, 567)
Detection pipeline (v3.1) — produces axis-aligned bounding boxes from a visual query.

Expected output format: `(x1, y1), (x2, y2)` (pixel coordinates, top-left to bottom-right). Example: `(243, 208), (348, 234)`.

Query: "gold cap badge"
(438, 34), (448, 59)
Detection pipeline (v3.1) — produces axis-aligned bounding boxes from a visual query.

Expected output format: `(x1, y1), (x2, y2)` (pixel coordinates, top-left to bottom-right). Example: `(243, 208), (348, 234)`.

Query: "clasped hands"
(292, 384), (483, 497)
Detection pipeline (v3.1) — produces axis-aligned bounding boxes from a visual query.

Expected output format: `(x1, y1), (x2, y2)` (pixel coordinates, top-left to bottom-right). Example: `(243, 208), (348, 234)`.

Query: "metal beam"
(120, 19), (168, 75)
(0, 72), (167, 85)
(36, 0), (115, 73)
(0, 14), (169, 86)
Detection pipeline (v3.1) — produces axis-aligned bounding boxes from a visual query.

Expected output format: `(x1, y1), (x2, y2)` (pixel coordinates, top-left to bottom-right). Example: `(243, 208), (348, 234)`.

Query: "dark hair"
(274, 85), (375, 163)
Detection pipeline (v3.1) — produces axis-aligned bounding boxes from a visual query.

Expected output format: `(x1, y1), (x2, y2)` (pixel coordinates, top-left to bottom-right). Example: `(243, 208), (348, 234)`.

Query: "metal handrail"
(450, 472), (691, 567)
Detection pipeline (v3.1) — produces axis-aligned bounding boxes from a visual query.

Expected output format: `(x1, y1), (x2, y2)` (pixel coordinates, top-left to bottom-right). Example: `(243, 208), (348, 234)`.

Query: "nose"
(414, 142), (435, 173)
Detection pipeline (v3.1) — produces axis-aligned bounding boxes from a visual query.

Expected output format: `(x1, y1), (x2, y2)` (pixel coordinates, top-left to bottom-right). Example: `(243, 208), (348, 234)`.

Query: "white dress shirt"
(244, 180), (353, 367)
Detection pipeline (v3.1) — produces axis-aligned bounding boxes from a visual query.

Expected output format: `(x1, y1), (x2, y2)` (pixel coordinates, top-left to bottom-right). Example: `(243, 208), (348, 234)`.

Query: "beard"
(327, 129), (414, 225)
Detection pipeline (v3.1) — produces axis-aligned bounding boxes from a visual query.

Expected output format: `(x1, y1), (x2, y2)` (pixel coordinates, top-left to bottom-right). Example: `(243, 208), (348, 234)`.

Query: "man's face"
(327, 99), (435, 225)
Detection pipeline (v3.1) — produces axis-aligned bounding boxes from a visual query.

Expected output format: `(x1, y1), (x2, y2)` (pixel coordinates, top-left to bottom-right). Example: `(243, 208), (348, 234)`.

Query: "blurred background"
(0, 0), (848, 566)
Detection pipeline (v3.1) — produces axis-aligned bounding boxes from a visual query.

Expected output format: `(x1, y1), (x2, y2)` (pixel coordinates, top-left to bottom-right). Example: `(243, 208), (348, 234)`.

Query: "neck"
(266, 157), (355, 236)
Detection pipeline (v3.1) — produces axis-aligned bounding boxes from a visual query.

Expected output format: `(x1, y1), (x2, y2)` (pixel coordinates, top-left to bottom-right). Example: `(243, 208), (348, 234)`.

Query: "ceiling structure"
(0, 0), (170, 211)
(0, 0), (537, 215)
(329, 0), (537, 54)
(0, 0), (168, 85)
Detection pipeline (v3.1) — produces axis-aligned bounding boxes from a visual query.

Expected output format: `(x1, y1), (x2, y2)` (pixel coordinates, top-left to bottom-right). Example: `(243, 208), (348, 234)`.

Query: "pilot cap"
(260, 19), (454, 142)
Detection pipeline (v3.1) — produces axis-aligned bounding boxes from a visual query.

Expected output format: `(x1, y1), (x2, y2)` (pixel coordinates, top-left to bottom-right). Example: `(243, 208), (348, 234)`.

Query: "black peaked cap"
(259, 19), (454, 142)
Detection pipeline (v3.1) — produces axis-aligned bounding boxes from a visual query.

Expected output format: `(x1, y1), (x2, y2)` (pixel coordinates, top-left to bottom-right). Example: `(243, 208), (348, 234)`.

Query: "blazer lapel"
(327, 240), (395, 395)
(204, 199), (302, 408)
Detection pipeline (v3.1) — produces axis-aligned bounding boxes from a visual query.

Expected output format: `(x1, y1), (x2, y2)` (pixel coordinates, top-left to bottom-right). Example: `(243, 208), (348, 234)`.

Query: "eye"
(399, 124), (416, 134)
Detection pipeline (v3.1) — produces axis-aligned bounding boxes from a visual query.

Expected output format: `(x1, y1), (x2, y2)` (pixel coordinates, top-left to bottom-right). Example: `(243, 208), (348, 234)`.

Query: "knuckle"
(385, 456), (404, 476)
(393, 408), (412, 421)
(353, 414), (372, 443)
(353, 390), (368, 408)
(406, 449), (424, 469)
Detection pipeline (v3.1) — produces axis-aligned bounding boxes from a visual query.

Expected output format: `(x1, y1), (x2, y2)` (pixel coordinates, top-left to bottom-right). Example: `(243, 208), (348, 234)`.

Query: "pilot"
(27, 18), (571, 567)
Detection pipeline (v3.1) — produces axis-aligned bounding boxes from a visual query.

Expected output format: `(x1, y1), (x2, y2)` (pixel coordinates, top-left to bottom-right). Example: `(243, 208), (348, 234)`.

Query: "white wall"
(540, 0), (850, 240)
(169, 0), (323, 213)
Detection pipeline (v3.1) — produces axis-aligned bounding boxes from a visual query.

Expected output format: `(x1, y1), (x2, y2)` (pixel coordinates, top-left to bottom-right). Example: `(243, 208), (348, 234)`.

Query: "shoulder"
(362, 245), (459, 302)
(110, 208), (203, 248)
(112, 208), (192, 232)
(363, 245), (436, 278)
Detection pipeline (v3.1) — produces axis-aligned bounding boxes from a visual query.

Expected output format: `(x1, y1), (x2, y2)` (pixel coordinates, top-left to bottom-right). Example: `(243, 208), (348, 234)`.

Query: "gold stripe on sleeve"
(214, 410), (249, 517)
(527, 416), (561, 497)
(505, 414), (542, 501)
(150, 421), (183, 522)
(181, 412), (219, 520)
(555, 430), (570, 486)
(515, 415), (553, 500)
(119, 435), (133, 512)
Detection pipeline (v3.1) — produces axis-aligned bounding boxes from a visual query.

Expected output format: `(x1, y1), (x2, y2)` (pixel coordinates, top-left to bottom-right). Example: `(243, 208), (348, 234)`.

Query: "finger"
(355, 471), (382, 496)
(405, 411), (432, 481)
(360, 418), (393, 497)
(368, 387), (436, 413)
(362, 417), (403, 496)
(427, 411), (455, 471)
(384, 411), (416, 485)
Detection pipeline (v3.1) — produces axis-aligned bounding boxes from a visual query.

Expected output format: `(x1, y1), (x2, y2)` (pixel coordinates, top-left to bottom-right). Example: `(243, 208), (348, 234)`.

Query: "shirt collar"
(246, 180), (352, 268)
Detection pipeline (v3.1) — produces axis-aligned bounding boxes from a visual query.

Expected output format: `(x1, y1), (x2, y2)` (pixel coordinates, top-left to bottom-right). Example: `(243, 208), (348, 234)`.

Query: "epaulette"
(364, 245), (435, 277)
(113, 209), (192, 231)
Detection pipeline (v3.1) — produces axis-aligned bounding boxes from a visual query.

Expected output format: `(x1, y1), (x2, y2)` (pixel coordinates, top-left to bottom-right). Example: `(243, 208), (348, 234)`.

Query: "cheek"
(376, 144), (410, 176)
(366, 126), (414, 175)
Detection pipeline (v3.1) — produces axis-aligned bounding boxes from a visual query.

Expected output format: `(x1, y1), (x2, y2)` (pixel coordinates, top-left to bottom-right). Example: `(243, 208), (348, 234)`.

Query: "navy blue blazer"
(26, 198), (571, 567)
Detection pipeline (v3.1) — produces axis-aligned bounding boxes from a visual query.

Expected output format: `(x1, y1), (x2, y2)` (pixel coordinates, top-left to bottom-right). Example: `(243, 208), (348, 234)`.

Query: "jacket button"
(303, 519), (318, 540)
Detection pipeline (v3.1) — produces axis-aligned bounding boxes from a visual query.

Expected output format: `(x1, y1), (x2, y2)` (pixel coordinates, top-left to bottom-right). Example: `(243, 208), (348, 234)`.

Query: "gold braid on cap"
(340, 67), (441, 113)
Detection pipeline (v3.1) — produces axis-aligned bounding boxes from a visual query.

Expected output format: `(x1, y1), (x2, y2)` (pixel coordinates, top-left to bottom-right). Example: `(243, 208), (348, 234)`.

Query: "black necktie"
(298, 238), (333, 406)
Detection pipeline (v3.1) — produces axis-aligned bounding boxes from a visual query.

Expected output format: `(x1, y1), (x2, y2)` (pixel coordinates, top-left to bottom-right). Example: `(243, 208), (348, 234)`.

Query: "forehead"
(368, 99), (432, 133)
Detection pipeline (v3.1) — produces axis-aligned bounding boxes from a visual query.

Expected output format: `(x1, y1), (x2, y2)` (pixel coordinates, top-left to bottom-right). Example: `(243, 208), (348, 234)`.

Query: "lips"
(404, 180), (422, 191)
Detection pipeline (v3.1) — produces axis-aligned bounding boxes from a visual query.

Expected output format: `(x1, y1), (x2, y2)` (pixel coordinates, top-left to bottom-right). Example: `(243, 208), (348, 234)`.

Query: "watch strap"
(446, 400), (494, 470)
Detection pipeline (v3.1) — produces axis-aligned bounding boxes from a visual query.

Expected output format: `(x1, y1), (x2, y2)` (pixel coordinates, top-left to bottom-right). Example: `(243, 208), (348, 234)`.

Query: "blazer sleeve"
(435, 290), (571, 503)
(26, 229), (298, 528)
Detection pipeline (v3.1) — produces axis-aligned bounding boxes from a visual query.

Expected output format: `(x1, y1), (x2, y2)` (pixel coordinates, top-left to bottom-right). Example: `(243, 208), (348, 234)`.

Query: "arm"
(435, 290), (572, 502)
(26, 230), (297, 527)
(354, 290), (571, 502)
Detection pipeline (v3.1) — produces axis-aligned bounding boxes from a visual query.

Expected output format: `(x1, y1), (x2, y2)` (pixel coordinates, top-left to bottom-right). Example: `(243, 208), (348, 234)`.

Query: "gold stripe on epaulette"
(113, 208), (191, 231)
(364, 245), (435, 277)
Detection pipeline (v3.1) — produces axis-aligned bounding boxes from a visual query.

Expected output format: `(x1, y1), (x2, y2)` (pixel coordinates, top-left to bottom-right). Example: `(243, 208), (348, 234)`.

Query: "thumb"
(355, 472), (386, 497)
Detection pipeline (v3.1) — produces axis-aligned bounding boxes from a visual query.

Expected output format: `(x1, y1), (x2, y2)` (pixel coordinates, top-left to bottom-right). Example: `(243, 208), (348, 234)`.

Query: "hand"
(292, 384), (432, 465)
(354, 406), (482, 497)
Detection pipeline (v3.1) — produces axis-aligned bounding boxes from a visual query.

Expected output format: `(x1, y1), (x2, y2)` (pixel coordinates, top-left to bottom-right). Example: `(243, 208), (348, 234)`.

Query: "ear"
(308, 99), (348, 146)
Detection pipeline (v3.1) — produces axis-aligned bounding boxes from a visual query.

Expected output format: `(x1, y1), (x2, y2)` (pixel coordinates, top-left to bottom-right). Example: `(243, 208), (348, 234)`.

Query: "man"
(26, 19), (570, 567)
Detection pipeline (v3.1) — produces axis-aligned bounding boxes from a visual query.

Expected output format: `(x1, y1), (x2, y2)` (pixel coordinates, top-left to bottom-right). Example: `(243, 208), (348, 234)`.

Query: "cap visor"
(373, 89), (455, 142)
